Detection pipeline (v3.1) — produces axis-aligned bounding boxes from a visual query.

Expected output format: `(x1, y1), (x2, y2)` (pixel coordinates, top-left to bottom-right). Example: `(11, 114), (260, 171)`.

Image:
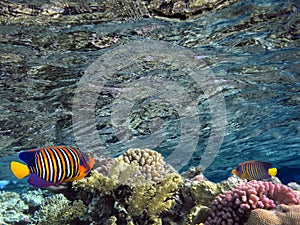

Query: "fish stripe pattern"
(51, 147), (60, 182)
(31, 146), (81, 184)
(44, 149), (52, 182)
(10, 145), (95, 187)
(233, 160), (276, 181)
(56, 147), (66, 182)
(68, 147), (79, 178)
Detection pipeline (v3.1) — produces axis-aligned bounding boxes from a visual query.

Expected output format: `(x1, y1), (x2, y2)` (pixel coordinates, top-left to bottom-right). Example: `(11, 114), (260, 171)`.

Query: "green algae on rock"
(182, 204), (210, 225)
(189, 179), (240, 205)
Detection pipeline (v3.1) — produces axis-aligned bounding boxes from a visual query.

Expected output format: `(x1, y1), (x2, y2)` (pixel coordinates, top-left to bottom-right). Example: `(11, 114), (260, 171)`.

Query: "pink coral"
(204, 180), (300, 225)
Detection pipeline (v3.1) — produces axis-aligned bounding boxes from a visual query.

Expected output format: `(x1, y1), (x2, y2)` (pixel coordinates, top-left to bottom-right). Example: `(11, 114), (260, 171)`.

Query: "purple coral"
(204, 180), (300, 225)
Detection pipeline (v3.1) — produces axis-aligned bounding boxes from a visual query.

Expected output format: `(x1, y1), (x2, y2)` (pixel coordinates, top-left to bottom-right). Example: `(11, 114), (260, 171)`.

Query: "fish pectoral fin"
(10, 161), (30, 179)
(27, 174), (56, 187)
(268, 168), (277, 176)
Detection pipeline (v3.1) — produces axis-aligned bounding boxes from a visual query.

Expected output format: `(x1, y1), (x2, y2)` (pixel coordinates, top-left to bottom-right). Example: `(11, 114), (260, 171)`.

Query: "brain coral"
(204, 180), (300, 225)
(244, 208), (280, 225)
(245, 204), (300, 225)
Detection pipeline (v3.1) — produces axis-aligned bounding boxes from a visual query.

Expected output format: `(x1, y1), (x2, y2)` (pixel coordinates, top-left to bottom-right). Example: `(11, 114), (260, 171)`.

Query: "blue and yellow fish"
(232, 160), (277, 180)
(10, 146), (95, 187)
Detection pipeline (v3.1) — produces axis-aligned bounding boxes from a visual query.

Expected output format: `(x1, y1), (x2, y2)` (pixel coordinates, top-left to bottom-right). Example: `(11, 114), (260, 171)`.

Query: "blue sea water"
(0, 0), (299, 192)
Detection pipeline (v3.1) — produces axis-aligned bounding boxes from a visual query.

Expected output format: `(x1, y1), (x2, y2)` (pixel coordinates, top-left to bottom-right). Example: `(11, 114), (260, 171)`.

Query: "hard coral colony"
(70, 148), (183, 224)
(5, 147), (300, 225)
(205, 180), (300, 225)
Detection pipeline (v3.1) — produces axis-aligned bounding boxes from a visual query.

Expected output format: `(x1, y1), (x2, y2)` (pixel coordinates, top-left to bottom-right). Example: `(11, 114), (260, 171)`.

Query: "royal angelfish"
(232, 160), (277, 180)
(10, 146), (95, 187)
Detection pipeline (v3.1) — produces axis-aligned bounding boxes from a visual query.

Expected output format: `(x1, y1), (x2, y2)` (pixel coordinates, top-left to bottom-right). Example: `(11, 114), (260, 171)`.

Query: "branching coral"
(127, 173), (182, 217)
(0, 191), (29, 224)
(204, 180), (300, 225)
(71, 148), (182, 224)
(74, 170), (119, 195)
(75, 148), (177, 191)
(30, 194), (88, 225)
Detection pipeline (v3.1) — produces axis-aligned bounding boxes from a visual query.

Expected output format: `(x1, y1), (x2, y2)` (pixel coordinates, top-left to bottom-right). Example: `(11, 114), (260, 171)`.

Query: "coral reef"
(245, 204), (300, 225)
(204, 180), (300, 225)
(289, 182), (300, 191)
(74, 157), (245, 225)
(4, 149), (300, 225)
(127, 173), (182, 217)
(118, 148), (176, 183)
(0, 191), (29, 224)
(180, 170), (245, 210)
(70, 148), (183, 224)
(0, 189), (88, 225)
(0, 189), (49, 224)
(182, 205), (210, 225)
(29, 194), (88, 225)
(244, 208), (280, 225)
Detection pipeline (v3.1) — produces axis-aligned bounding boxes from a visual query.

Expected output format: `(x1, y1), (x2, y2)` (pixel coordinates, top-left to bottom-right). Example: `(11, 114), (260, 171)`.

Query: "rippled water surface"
(0, 0), (299, 188)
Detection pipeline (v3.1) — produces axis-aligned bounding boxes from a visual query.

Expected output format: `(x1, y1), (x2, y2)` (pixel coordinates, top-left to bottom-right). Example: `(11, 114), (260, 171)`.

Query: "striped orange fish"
(232, 160), (277, 180)
(10, 146), (95, 187)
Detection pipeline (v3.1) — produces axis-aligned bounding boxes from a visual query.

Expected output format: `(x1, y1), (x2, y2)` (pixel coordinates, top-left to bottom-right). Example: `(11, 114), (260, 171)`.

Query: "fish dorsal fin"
(18, 148), (39, 166)
(260, 161), (273, 169)
(81, 152), (95, 169)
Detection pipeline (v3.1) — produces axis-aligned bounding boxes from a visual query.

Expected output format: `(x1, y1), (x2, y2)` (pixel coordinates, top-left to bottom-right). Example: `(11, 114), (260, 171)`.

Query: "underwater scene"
(0, 0), (299, 224)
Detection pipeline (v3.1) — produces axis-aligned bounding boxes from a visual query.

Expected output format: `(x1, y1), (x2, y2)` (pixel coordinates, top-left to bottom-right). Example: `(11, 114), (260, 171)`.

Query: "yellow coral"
(183, 205), (210, 225)
(74, 170), (118, 195)
(189, 180), (233, 206)
(107, 216), (117, 225)
(73, 148), (183, 224)
(127, 173), (182, 218)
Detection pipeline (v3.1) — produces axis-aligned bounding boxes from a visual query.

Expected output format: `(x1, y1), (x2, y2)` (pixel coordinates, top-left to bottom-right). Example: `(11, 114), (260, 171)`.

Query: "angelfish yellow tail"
(10, 161), (30, 179)
(268, 167), (277, 177)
